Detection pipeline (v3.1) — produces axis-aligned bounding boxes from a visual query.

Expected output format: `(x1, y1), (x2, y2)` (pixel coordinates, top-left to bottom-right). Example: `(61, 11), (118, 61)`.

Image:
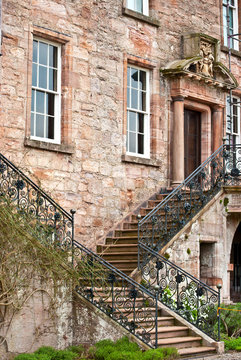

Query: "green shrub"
(224, 337), (241, 350)
(14, 354), (50, 360)
(95, 339), (114, 348)
(66, 344), (84, 355)
(218, 303), (241, 338)
(106, 350), (142, 360)
(94, 345), (116, 360)
(115, 336), (140, 352)
(34, 346), (78, 360)
(34, 347), (57, 357)
(142, 347), (178, 360)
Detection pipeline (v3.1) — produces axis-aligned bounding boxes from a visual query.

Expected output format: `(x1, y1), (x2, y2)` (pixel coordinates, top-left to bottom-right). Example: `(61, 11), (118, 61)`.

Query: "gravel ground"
(182, 352), (241, 360)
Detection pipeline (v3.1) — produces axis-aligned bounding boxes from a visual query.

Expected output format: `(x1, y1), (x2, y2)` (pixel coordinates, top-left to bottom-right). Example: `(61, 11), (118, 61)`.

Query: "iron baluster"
(70, 209), (76, 266)
(217, 284), (222, 342)
(139, 242), (220, 340)
(155, 286), (159, 349)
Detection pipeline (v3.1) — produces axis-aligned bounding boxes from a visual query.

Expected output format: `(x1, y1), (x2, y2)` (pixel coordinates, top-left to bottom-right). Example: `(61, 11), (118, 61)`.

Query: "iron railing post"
(137, 214), (141, 270)
(217, 284), (222, 342)
(70, 209), (76, 266)
(154, 285), (159, 348)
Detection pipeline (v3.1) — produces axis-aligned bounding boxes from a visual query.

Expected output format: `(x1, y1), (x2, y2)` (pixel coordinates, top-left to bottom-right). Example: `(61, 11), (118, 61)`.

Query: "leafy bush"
(66, 344), (84, 356)
(14, 337), (178, 360)
(115, 336), (140, 352)
(14, 354), (50, 360)
(14, 346), (79, 360)
(142, 347), (178, 360)
(224, 337), (241, 350)
(90, 336), (178, 360)
(106, 350), (142, 360)
(218, 303), (241, 338)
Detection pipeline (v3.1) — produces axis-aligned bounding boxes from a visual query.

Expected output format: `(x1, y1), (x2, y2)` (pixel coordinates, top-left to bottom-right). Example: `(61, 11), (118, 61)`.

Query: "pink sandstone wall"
(1, 0), (241, 250)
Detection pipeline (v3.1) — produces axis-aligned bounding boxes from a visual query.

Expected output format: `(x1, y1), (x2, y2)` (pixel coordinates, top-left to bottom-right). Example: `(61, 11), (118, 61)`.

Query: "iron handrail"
(0, 152), (72, 220)
(73, 239), (159, 348)
(139, 145), (224, 226)
(139, 243), (218, 296)
(138, 144), (241, 254)
(139, 242), (220, 341)
(0, 152), (159, 348)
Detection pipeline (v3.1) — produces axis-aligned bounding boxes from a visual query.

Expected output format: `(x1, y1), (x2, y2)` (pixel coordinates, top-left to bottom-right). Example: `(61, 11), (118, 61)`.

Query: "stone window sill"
(24, 138), (74, 154)
(122, 7), (160, 27)
(221, 45), (241, 59)
(121, 154), (161, 167)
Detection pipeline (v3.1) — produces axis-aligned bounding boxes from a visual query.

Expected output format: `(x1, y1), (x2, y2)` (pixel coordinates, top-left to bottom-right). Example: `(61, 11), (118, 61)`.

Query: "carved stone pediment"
(161, 33), (238, 90)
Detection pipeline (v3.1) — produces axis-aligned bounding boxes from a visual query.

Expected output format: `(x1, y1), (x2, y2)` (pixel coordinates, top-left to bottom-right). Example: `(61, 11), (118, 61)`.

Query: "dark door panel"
(184, 109), (201, 178)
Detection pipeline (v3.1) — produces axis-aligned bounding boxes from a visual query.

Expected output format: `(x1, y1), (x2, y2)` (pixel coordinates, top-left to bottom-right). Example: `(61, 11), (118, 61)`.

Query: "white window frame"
(223, 0), (239, 50)
(226, 95), (240, 145)
(31, 37), (61, 144)
(126, 65), (150, 158)
(126, 0), (149, 16)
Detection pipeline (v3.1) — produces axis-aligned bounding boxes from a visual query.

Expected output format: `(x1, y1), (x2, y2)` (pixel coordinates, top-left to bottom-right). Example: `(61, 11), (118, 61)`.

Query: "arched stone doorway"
(230, 222), (241, 302)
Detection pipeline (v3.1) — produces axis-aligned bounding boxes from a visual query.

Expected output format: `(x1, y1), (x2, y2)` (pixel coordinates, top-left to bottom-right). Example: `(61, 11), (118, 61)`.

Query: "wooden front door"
(184, 109), (201, 178)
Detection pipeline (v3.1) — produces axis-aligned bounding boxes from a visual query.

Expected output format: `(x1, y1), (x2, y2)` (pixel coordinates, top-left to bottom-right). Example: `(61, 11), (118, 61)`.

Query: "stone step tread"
(157, 336), (202, 345)
(178, 346), (216, 356)
(149, 326), (188, 333)
(101, 252), (138, 256)
(107, 259), (138, 263)
(99, 244), (138, 248)
(106, 236), (139, 239)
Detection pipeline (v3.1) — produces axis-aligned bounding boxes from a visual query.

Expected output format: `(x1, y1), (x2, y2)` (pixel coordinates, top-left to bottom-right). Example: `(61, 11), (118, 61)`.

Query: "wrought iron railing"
(139, 243), (221, 341)
(73, 240), (159, 348)
(138, 144), (241, 256)
(0, 152), (159, 348)
(0, 153), (74, 249)
(0, 149), (228, 344)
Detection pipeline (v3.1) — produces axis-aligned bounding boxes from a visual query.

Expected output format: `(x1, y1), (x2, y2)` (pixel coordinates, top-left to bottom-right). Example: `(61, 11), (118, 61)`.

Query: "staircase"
(3, 147), (240, 356)
(97, 192), (169, 275)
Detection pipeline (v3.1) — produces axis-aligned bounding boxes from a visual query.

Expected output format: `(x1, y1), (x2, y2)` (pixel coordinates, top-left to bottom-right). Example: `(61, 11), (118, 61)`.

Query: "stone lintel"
(199, 236), (218, 243)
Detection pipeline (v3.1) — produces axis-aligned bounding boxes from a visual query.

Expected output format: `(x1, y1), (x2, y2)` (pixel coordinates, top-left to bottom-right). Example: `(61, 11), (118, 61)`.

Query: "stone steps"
(96, 189), (218, 357)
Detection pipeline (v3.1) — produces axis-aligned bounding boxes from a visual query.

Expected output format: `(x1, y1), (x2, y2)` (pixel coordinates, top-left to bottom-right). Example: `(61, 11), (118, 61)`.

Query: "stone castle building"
(1, 0), (241, 355)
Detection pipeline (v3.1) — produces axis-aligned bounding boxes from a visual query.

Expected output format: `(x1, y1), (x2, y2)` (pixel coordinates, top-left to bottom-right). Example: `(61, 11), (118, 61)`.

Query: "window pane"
(127, 66), (130, 87)
(129, 132), (136, 153)
(128, 111), (136, 131)
(135, 0), (143, 13)
(47, 93), (55, 116)
(233, 117), (238, 134)
(139, 71), (146, 91)
(49, 69), (57, 91)
(31, 90), (35, 112)
(131, 68), (138, 89)
(36, 114), (45, 138)
(32, 63), (37, 87)
(127, 0), (135, 11)
(131, 89), (138, 109)
(33, 40), (38, 63)
(36, 91), (45, 114)
(31, 112), (35, 136)
(138, 113), (144, 133)
(39, 42), (48, 65)
(49, 45), (57, 68)
(139, 91), (146, 111)
(47, 116), (55, 139)
(138, 134), (144, 154)
(127, 87), (130, 108)
(39, 66), (47, 89)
